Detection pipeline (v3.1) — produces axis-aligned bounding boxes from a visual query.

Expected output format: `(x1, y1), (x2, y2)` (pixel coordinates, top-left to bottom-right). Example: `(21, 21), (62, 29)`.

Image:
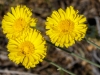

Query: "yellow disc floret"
(2, 5), (36, 39)
(7, 29), (47, 69)
(45, 6), (87, 48)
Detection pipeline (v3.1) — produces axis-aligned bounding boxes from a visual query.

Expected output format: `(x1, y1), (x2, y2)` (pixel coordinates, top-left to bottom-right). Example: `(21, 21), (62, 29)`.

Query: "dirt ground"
(0, 0), (100, 75)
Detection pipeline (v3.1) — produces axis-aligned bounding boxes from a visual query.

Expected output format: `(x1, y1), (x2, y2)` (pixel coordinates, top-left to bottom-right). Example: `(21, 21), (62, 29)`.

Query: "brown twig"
(0, 69), (38, 75)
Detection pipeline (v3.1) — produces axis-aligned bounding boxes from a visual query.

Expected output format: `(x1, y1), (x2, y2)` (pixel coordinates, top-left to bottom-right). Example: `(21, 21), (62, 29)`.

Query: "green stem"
(44, 58), (76, 75)
(59, 69), (64, 75)
(46, 40), (100, 68)
(85, 38), (100, 49)
(46, 40), (71, 53)
(71, 53), (100, 67)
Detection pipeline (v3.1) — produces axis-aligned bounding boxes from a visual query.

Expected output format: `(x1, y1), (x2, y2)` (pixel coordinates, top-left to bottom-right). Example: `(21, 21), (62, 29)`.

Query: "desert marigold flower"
(2, 5), (36, 39)
(7, 29), (47, 69)
(45, 6), (87, 48)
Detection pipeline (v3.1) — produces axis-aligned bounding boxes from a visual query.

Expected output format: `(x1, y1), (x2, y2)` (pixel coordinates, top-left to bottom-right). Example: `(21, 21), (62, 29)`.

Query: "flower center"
(19, 41), (34, 56)
(58, 19), (74, 33)
(13, 18), (26, 32)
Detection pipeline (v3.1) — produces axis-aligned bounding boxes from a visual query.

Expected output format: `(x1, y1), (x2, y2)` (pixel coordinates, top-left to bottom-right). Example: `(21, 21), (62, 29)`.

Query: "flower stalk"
(46, 40), (100, 68)
(44, 58), (76, 75)
(85, 37), (100, 49)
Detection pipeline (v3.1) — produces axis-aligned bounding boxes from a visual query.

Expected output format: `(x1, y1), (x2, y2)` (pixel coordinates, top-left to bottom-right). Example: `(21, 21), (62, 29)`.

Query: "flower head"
(7, 29), (47, 69)
(2, 5), (36, 39)
(45, 6), (87, 48)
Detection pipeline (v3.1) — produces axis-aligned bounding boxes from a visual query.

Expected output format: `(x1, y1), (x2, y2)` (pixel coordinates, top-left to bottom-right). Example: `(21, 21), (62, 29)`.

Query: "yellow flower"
(7, 29), (47, 69)
(2, 5), (36, 39)
(45, 6), (87, 48)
